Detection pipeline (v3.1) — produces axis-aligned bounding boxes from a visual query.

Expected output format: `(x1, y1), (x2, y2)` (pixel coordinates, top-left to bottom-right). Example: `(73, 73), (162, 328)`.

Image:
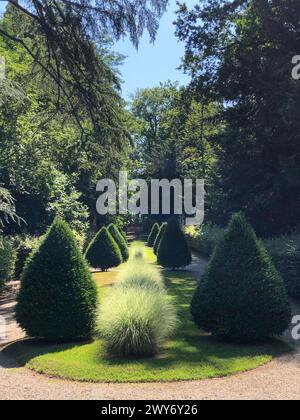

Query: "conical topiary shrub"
(153, 223), (167, 255)
(157, 218), (192, 269)
(148, 223), (160, 247)
(16, 218), (98, 340)
(191, 213), (291, 342)
(85, 227), (122, 271)
(108, 224), (129, 262)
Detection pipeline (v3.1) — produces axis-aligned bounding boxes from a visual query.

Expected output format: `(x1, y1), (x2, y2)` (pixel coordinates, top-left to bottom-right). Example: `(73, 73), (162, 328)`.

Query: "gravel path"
(1, 258), (300, 400)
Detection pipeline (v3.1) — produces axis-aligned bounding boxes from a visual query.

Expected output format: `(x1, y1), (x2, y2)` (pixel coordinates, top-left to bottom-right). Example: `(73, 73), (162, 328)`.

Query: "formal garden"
(0, 212), (294, 384)
(0, 0), (300, 400)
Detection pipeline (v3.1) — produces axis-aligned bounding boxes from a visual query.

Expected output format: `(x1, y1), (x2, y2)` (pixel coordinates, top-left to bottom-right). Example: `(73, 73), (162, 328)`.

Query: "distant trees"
(176, 0), (300, 236)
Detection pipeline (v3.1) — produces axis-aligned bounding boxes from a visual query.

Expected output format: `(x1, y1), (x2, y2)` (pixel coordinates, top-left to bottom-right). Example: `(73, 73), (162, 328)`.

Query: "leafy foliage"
(191, 213), (291, 342)
(185, 224), (225, 259)
(176, 0), (300, 236)
(16, 219), (98, 340)
(147, 223), (160, 247)
(108, 223), (129, 262)
(0, 236), (16, 292)
(153, 222), (167, 255)
(157, 218), (191, 269)
(264, 234), (300, 299)
(15, 236), (39, 278)
(85, 227), (122, 271)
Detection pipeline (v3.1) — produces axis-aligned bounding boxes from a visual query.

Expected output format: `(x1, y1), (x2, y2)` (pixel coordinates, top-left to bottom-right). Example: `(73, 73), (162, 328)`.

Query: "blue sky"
(0, 0), (197, 99)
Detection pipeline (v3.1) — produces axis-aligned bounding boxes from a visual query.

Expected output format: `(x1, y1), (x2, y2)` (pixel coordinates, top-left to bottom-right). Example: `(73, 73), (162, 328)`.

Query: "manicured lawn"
(4, 243), (291, 383)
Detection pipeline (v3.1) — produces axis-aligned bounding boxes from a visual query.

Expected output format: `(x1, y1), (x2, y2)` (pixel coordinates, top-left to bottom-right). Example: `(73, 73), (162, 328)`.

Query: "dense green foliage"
(16, 219), (98, 340)
(98, 260), (177, 357)
(185, 224), (225, 259)
(158, 218), (191, 269)
(147, 223), (160, 247)
(85, 227), (122, 271)
(176, 0), (300, 236)
(153, 222), (167, 255)
(108, 224), (129, 262)
(15, 236), (39, 278)
(0, 237), (16, 292)
(264, 234), (300, 298)
(191, 214), (291, 342)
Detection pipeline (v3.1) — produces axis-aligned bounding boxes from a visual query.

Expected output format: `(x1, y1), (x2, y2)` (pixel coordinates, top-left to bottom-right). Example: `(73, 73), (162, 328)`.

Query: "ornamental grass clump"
(118, 261), (165, 292)
(98, 286), (177, 357)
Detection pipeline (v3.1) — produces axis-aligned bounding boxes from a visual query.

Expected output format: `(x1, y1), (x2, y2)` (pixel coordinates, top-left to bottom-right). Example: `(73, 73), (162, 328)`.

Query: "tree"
(0, 1), (168, 137)
(108, 223), (129, 262)
(153, 222), (167, 255)
(85, 226), (122, 271)
(176, 0), (300, 236)
(191, 213), (291, 342)
(148, 223), (160, 247)
(16, 218), (98, 340)
(157, 218), (191, 270)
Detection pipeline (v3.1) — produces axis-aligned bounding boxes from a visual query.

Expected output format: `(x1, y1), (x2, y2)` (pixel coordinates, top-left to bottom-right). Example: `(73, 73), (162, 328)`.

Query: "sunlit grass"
(3, 242), (291, 383)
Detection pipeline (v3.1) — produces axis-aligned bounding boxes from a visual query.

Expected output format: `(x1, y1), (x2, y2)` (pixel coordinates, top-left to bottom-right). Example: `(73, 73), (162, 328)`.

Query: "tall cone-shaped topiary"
(108, 224), (129, 262)
(157, 218), (192, 269)
(191, 213), (291, 342)
(85, 227), (122, 271)
(153, 222), (167, 255)
(148, 223), (160, 247)
(16, 218), (98, 340)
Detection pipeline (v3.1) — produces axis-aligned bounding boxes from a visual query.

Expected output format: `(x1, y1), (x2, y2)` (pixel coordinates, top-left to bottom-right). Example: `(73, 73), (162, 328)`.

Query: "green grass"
(3, 243), (291, 383)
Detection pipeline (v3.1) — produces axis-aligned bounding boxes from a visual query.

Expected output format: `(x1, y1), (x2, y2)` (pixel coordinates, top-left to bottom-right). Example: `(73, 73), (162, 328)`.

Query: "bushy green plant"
(264, 234), (300, 298)
(15, 236), (39, 278)
(16, 218), (98, 340)
(147, 223), (160, 247)
(185, 224), (225, 258)
(153, 222), (167, 255)
(85, 227), (122, 271)
(0, 237), (16, 292)
(130, 243), (145, 261)
(118, 261), (165, 292)
(108, 224), (129, 262)
(158, 218), (192, 270)
(191, 213), (291, 342)
(97, 286), (177, 357)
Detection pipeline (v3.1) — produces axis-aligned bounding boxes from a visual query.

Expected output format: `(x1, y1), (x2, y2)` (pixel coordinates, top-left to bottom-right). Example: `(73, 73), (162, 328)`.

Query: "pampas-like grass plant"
(98, 286), (177, 357)
(118, 260), (165, 292)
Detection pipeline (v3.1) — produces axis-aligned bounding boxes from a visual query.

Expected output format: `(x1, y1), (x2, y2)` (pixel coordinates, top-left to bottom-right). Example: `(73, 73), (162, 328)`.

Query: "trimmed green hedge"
(16, 219), (98, 340)
(85, 227), (122, 271)
(147, 223), (160, 247)
(108, 224), (129, 262)
(191, 213), (291, 342)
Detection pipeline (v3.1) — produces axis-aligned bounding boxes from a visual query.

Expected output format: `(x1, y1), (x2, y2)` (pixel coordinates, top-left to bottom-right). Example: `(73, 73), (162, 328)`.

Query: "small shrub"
(118, 261), (165, 292)
(16, 218), (98, 340)
(191, 213), (291, 342)
(147, 223), (160, 247)
(15, 236), (39, 278)
(130, 243), (145, 261)
(158, 218), (192, 269)
(108, 224), (129, 262)
(185, 224), (225, 258)
(153, 223), (167, 255)
(97, 286), (177, 357)
(0, 237), (16, 292)
(85, 227), (122, 271)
